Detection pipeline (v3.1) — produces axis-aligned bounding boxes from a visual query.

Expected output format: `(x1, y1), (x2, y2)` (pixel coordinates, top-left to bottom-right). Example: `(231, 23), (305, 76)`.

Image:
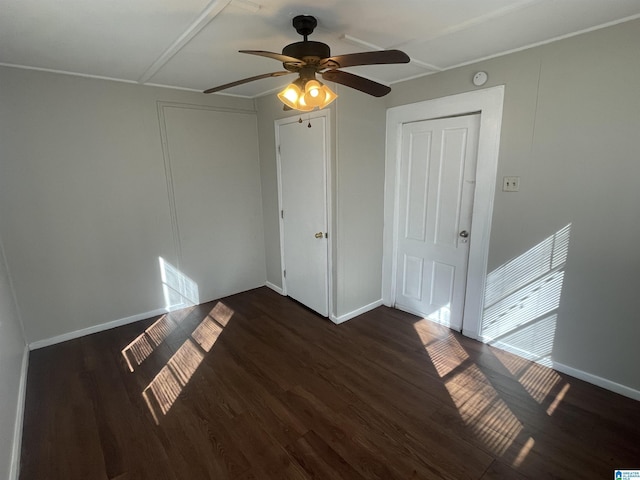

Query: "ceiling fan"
(203, 15), (410, 111)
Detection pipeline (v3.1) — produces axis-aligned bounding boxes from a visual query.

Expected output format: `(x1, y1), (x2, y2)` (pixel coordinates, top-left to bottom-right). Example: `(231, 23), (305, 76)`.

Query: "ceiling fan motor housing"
(282, 15), (331, 65)
(282, 41), (331, 61)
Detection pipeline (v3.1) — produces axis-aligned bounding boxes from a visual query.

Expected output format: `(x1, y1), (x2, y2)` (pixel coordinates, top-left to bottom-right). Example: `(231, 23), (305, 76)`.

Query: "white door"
(395, 114), (480, 331)
(278, 115), (329, 316)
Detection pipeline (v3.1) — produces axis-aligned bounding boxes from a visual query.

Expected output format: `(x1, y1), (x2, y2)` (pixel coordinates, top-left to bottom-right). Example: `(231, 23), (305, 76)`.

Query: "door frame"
(382, 86), (504, 339)
(275, 110), (334, 318)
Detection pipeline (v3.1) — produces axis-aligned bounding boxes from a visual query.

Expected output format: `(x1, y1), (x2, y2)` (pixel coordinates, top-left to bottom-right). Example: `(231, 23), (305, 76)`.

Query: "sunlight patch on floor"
(444, 362), (523, 455)
(425, 333), (469, 378)
(493, 347), (568, 408)
(513, 437), (535, 467)
(492, 348), (531, 376)
(145, 314), (179, 346)
(192, 316), (224, 352)
(421, 330), (524, 456)
(137, 301), (233, 424)
(121, 309), (193, 372)
(168, 339), (205, 385)
(412, 318), (450, 347)
(143, 339), (205, 424)
(122, 332), (155, 372)
(143, 365), (183, 424)
(210, 302), (234, 326)
(546, 383), (570, 416)
(518, 363), (561, 404)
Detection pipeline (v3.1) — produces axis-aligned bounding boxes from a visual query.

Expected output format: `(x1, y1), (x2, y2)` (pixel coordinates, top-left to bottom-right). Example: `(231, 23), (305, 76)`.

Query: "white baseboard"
(485, 338), (554, 367)
(553, 361), (640, 402)
(265, 281), (284, 295)
(330, 299), (384, 324)
(462, 328), (480, 340)
(9, 345), (29, 480)
(28, 307), (168, 350)
(483, 338), (640, 401)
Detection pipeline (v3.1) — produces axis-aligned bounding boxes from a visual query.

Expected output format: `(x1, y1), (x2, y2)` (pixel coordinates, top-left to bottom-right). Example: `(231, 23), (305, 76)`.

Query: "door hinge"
(278, 144), (281, 155)
(283, 269), (286, 278)
(281, 210), (284, 219)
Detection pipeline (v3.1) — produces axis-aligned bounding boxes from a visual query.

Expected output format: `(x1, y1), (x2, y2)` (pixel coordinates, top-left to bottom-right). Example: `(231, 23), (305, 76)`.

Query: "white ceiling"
(2, 0), (639, 98)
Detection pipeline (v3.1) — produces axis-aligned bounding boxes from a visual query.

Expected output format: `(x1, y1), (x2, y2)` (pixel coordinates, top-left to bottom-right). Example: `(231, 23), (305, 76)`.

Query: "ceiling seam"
(0, 62), (140, 85)
(443, 12), (640, 72)
(389, 0), (543, 50)
(137, 0), (234, 85)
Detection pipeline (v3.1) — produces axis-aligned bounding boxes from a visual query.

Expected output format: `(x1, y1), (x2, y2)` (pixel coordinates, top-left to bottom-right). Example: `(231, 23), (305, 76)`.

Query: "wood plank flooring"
(20, 287), (640, 479)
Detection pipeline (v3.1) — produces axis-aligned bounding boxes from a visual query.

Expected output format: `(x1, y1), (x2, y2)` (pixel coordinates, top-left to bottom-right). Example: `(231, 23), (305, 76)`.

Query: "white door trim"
(383, 86), (504, 339)
(275, 110), (334, 318)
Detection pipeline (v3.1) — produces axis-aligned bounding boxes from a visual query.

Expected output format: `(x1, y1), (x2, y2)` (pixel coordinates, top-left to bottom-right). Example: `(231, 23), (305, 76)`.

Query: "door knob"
(315, 232), (324, 239)
(459, 230), (469, 238)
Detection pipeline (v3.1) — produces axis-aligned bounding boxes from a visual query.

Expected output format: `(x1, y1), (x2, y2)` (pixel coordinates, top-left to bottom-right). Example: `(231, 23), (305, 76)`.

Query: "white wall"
(0, 233), (27, 480)
(387, 19), (640, 393)
(0, 67), (266, 344)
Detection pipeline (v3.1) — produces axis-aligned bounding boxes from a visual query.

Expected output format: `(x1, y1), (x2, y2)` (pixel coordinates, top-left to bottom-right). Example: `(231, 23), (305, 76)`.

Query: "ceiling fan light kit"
(204, 15), (410, 112)
(277, 76), (338, 111)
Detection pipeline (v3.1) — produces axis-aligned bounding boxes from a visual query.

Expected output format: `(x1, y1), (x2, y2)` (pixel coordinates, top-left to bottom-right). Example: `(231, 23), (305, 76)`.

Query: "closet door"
(277, 114), (329, 316)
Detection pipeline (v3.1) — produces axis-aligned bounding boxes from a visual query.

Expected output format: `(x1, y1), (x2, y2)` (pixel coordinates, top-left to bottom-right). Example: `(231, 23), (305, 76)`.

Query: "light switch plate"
(503, 176), (520, 192)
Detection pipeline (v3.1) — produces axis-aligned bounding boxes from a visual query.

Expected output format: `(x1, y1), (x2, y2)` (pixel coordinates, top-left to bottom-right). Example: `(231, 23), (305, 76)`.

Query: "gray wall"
(0, 234), (26, 480)
(333, 88), (386, 316)
(160, 104), (265, 306)
(256, 85), (386, 320)
(387, 19), (640, 391)
(0, 67), (266, 344)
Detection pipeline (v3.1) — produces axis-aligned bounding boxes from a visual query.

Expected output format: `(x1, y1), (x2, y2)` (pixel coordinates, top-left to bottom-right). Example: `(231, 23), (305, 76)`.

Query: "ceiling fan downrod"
(283, 15), (330, 60)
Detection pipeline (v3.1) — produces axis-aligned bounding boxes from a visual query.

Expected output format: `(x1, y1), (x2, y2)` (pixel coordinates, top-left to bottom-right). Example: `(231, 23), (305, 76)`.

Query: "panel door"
(395, 114), (480, 330)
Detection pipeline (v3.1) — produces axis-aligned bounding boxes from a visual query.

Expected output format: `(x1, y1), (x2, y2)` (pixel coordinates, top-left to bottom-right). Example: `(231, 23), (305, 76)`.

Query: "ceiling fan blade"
(319, 49), (410, 69)
(203, 71), (293, 94)
(322, 70), (391, 97)
(240, 50), (305, 67)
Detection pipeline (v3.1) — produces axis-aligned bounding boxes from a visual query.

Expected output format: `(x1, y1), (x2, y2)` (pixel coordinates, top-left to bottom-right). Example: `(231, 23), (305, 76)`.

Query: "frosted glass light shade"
(278, 78), (337, 111)
(277, 83), (303, 110)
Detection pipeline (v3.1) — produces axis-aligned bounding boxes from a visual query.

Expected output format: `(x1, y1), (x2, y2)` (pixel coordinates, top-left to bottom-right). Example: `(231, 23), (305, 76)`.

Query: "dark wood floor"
(20, 287), (640, 479)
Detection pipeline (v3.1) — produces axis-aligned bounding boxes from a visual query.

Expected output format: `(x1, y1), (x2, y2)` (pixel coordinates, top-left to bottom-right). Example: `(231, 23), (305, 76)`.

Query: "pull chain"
(298, 117), (312, 128)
